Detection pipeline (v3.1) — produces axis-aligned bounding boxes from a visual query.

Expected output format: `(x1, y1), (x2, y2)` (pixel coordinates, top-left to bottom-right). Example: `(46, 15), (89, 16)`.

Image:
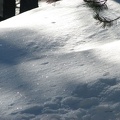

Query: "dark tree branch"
(83, 0), (120, 27)
(46, 0), (61, 3)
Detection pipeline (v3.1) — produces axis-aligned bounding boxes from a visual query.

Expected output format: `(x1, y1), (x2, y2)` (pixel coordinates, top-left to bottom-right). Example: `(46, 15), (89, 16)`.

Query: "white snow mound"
(0, 0), (120, 119)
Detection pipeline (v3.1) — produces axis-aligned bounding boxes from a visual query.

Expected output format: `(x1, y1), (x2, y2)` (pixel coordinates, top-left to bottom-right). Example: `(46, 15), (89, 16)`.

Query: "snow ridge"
(0, 0), (120, 120)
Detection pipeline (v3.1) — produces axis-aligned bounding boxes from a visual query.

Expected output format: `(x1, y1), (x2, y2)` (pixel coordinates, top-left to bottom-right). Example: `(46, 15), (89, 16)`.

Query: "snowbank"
(0, 0), (120, 119)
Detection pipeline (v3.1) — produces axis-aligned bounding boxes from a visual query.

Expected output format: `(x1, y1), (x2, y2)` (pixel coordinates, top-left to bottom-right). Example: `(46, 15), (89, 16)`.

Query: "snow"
(0, 0), (120, 119)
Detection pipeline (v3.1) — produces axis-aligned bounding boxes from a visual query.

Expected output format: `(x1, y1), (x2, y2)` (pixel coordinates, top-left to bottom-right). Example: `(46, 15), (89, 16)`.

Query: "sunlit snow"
(0, 0), (120, 120)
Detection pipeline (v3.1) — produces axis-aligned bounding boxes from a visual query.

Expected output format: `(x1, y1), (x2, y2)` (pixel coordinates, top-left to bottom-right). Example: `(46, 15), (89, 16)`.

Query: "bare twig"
(84, 0), (120, 27)
(94, 14), (120, 27)
(84, 0), (107, 7)
(46, 0), (61, 3)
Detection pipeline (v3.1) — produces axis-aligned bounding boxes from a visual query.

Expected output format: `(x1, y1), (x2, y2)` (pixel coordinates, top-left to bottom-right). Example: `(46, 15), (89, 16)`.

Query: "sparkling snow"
(0, 0), (120, 119)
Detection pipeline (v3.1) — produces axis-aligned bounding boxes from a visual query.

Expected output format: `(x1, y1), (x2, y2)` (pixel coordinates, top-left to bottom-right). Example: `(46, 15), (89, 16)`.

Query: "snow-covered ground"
(0, 0), (120, 119)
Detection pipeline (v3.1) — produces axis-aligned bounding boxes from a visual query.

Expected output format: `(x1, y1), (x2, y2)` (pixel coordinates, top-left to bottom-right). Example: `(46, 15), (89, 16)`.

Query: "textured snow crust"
(0, 0), (120, 119)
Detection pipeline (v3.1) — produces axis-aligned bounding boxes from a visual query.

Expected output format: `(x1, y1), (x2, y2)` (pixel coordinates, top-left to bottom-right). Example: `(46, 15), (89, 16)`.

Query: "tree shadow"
(0, 40), (27, 65)
(0, 28), (33, 65)
(0, 27), (64, 117)
(0, 28), (62, 65)
(114, 0), (120, 3)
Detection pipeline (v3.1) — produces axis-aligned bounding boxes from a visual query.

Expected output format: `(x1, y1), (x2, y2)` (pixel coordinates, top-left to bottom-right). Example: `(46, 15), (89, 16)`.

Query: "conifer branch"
(83, 0), (120, 27)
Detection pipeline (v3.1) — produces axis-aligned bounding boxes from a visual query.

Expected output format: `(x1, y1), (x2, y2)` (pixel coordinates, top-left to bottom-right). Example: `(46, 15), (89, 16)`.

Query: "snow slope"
(0, 0), (120, 119)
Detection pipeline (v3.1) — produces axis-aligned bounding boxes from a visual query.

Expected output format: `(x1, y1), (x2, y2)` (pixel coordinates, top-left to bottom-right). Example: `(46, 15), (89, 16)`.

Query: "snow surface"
(0, 0), (120, 119)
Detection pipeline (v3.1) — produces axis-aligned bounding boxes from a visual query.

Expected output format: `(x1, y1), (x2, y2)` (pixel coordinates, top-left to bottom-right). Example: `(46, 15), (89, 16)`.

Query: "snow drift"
(0, 0), (120, 119)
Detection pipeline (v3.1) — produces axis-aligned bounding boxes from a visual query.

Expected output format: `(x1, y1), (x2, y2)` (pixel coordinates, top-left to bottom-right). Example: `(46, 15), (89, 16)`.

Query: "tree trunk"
(20, 0), (38, 13)
(3, 0), (15, 19)
(0, 0), (3, 18)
